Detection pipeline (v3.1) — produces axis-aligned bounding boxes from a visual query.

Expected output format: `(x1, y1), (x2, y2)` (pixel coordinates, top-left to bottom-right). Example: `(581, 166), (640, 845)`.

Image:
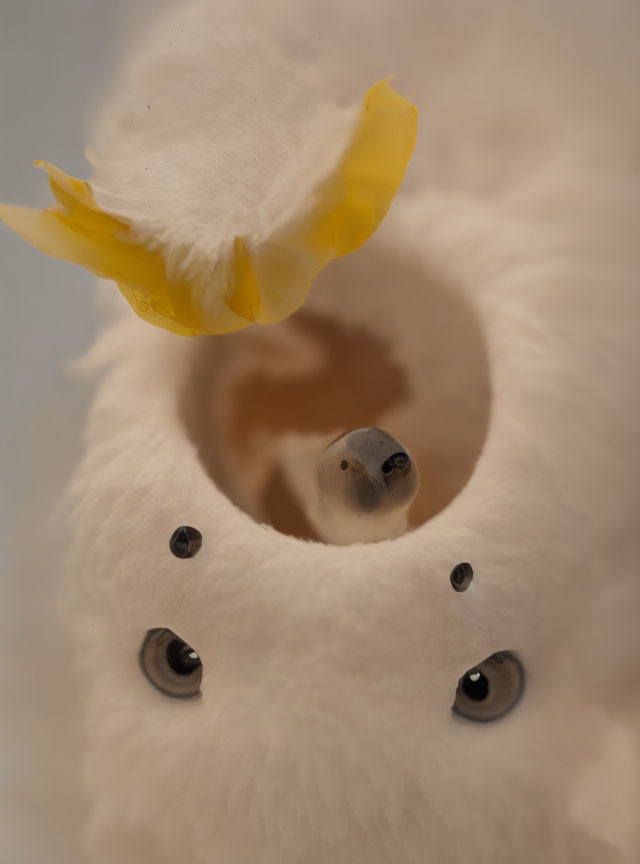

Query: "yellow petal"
(225, 236), (262, 322)
(0, 80), (416, 335)
(0, 164), (248, 336)
(117, 284), (198, 337)
(253, 79), (418, 323)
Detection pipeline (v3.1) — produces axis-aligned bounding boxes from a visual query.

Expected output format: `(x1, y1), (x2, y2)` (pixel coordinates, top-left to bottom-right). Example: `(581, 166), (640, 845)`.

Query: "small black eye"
(450, 562), (473, 592)
(140, 628), (202, 698)
(169, 526), (202, 558)
(381, 452), (409, 475)
(340, 460), (349, 471)
(452, 651), (524, 722)
(461, 668), (489, 700)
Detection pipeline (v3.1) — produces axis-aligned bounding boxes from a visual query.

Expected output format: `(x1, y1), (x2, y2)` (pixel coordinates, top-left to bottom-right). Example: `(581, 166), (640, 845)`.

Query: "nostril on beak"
(381, 452), (409, 474)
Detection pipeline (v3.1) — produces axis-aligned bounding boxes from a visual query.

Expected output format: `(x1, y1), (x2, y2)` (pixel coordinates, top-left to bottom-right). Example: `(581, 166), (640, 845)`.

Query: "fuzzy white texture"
(88, 1), (360, 281)
(56, 0), (640, 862)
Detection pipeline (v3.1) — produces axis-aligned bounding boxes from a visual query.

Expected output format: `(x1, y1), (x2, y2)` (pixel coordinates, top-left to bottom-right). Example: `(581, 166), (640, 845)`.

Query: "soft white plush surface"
(54, 0), (640, 861)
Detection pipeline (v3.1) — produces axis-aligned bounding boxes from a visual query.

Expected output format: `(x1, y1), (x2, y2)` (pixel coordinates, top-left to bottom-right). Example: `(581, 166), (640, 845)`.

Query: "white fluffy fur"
(54, 0), (640, 861)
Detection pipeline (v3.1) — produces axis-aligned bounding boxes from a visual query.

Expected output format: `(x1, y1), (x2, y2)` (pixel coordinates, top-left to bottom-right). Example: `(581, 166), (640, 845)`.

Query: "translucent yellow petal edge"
(0, 80), (417, 335)
(232, 79), (418, 325)
(0, 162), (248, 336)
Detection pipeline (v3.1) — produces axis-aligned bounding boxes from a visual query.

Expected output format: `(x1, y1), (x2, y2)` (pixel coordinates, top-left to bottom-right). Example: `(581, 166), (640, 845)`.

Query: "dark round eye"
(450, 562), (473, 592)
(340, 460), (349, 471)
(169, 526), (202, 559)
(461, 668), (489, 700)
(381, 452), (409, 475)
(452, 651), (524, 722)
(140, 628), (202, 698)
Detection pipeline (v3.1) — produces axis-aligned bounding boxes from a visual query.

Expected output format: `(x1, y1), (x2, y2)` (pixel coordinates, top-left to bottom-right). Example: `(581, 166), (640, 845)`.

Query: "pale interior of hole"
(181, 246), (491, 542)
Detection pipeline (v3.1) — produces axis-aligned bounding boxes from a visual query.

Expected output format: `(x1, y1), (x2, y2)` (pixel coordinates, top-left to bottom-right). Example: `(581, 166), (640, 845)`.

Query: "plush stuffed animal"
(3, 1), (639, 862)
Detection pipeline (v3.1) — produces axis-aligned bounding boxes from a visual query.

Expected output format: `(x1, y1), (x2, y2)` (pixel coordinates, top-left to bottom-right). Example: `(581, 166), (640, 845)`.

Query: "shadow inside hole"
(180, 246), (491, 541)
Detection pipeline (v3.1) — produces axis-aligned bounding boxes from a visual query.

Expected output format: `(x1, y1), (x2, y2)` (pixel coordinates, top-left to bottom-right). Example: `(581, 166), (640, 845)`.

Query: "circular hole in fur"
(180, 251), (491, 542)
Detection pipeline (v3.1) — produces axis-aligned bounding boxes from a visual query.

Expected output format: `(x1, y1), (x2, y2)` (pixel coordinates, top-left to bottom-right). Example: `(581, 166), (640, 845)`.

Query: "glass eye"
(169, 526), (202, 559)
(450, 562), (473, 592)
(452, 651), (524, 722)
(140, 628), (202, 698)
(381, 452), (409, 474)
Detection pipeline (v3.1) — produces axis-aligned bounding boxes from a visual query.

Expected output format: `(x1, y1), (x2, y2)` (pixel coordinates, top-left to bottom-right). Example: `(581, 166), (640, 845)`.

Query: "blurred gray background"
(0, 1), (124, 547)
(0, 0), (144, 538)
(0, 2), (157, 859)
